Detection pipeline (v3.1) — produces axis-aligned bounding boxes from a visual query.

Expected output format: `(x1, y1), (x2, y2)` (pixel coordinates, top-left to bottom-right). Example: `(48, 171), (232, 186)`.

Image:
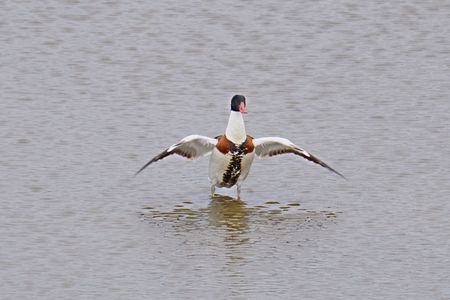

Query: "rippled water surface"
(2, 0), (450, 299)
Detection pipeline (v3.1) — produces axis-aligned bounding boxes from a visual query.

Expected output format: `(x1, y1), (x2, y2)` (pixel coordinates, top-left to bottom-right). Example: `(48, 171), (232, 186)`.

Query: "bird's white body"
(208, 148), (255, 188)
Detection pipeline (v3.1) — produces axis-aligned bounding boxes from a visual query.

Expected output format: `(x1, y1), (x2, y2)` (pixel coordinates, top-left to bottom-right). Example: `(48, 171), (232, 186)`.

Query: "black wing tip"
(332, 169), (347, 180)
(134, 167), (145, 176)
(134, 160), (154, 176)
(134, 149), (171, 176)
(304, 153), (346, 180)
(323, 163), (346, 180)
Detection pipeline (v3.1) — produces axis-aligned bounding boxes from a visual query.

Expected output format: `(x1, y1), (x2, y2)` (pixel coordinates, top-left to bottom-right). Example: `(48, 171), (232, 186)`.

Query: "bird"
(136, 95), (344, 198)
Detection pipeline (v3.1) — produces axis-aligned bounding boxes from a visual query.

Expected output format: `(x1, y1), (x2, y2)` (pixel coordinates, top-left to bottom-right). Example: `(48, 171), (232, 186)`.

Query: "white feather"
(167, 134), (217, 158)
(225, 111), (246, 144)
(253, 137), (310, 158)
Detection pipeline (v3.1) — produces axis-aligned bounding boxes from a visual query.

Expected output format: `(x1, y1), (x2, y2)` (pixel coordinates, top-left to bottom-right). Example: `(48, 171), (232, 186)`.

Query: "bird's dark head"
(230, 95), (247, 113)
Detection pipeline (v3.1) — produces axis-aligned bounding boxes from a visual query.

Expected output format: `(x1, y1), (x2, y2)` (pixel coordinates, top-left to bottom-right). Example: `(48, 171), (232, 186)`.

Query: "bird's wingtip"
(134, 159), (155, 177)
(335, 170), (347, 180)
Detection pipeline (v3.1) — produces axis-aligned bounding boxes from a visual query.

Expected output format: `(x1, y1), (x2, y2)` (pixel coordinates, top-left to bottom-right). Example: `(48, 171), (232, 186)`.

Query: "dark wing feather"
(254, 137), (345, 179)
(135, 135), (217, 176)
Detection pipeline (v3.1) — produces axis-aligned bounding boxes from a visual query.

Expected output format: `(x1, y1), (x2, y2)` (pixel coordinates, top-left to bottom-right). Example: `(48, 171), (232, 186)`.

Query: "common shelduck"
(136, 95), (344, 198)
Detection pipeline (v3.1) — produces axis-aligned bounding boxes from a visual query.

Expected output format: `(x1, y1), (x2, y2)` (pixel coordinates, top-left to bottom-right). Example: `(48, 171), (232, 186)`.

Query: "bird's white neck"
(225, 111), (246, 144)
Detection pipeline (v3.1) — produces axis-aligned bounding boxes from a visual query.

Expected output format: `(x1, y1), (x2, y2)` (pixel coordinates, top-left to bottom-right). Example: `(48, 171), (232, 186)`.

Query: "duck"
(136, 95), (344, 198)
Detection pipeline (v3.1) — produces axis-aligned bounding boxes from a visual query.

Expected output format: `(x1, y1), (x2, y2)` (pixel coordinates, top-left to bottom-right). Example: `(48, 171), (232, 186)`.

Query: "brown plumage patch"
(243, 135), (254, 153)
(215, 135), (231, 154)
(215, 135), (255, 154)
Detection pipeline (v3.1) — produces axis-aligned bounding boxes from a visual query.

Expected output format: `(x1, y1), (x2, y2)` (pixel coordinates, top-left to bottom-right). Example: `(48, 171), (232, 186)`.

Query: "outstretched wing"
(253, 137), (345, 178)
(135, 135), (217, 175)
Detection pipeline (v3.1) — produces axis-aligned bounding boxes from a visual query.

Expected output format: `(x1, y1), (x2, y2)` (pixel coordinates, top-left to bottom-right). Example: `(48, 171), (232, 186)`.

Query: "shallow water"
(1, 0), (450, 299)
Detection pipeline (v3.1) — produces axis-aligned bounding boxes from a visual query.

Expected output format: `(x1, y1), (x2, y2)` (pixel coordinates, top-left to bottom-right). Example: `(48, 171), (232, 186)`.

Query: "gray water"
(2, 0), (450, 299)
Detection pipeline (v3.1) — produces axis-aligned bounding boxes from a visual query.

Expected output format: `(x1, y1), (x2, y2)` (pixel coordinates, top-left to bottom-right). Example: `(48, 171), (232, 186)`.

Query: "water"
(1, 0), (450, 299)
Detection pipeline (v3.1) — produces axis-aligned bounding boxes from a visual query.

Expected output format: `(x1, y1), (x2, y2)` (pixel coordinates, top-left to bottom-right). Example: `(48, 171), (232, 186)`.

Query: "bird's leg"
(210, 185), (216, 197)
(236, 185), (241, 200)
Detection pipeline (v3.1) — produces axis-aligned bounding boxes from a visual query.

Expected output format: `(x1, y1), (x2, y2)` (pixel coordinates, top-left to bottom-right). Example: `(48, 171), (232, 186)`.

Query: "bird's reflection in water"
(207, 195), (251, 248)
(141, 195), (339, 239)
(141, 196), (340, 278)
(208, 196), (248, 231)
(141, 195), (252, 238)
